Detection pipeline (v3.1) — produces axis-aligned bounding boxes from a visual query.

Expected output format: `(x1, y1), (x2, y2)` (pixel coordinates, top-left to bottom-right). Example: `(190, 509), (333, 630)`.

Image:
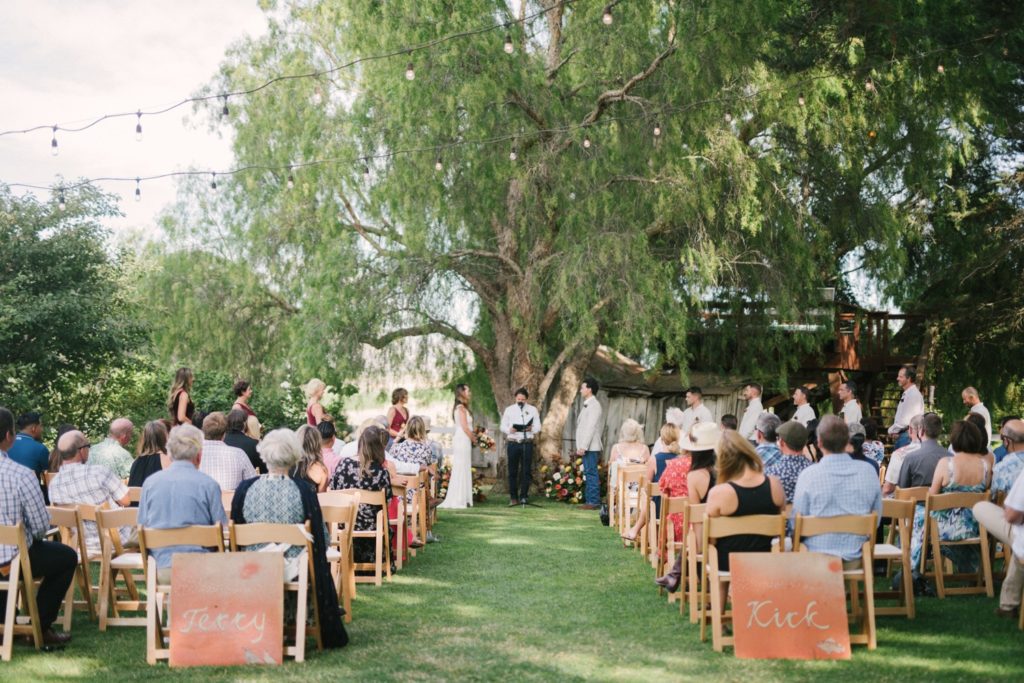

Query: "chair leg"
(60, 576), (75, 632)
(145, 569), (157, 664)
(1, 563), (21, 662)
(710, 572), (723, 652)
(98, 565), (111, 631)
(864, 566), (877, 650)
(902, 554), (916, 619)
(931, 521), (946, 599)
(980, 532), (994, 598)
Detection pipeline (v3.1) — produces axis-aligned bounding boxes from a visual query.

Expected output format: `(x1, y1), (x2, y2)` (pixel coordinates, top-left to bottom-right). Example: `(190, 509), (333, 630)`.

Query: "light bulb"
(435, 158), (443, 171)
(134, 178), (141, 202)
(210, 172), (218, 191)
(582, 136), (591, 149)
(504, 34), (514, 54)
(937, 64), (945, 74)
(653, 124), (661, 137)
(510, 147), (517, 161)
(798, 93), (806, 107)
(602, 6), (613, 25)
(286, 173), (295, 189)
(865, 78), (875, 93)
(363, 163), (370, 178)
(57, 190), (66, 211)
(405, 62), (415, 81)
(221, 95), (229, 118)
(724, 112), (733, 123)
(51, 126), (59, 156)
(569, 192), (576, 200)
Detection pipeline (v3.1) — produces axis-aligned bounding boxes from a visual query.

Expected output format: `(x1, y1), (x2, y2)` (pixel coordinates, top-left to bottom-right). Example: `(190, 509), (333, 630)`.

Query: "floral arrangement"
(540, 454), (604, 504)
(473, 426), (496, 452)
(437, 460), (487, 503)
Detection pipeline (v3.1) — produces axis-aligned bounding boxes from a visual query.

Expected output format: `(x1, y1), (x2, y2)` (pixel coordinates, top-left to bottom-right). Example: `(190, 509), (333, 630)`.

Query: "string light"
(58, 189), (66, 211)
(363, 163), (370, 178)
(602, 5), (613, 25)
(134, 177), (141, 202)
(582, 135), (591, 148)
(50, 126), (58, 156)
(865, 78), (876, 93)
(210, 172), (217, 190)
(503, 34), (514, 54)
(286, 169), (295, 189)
(724, 112), (733, 123)
(221, 95), (229, 118)
(798, 93), (806, 106)
(405, 62), (415, 81)
(435, 157), (443, 171)
(509, 146), (518, 161)
(937, 63), (945, 74)
(653, 123), (661, 137)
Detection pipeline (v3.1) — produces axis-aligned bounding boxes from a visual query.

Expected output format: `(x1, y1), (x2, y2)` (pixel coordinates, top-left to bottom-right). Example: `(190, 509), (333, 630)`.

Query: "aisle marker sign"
(730, 552), (851, 660)
(169, 552), (284, 667)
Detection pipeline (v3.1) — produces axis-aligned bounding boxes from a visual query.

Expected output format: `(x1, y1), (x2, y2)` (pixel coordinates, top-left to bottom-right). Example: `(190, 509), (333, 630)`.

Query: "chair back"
(339, 488), (386, 507)
(620, 466), (647, 488)
(0, 522), (29, 553)
(221, 490), (235, 514)
(321, 503), (357, 530)
(704, 513), (787, 542)
(894, 486), (929, 503)
(924, 490), (987, 515)
(793, 513), (878, 550)
(648, 481), (661, 497)
(319, 490), (360, 507)
(127, 487), (143, 504)
(138, 524), (225, 554)
(44, 472), (57, 487)
(882, 498), (914, 523)
(229, 521), (312, 551)
(95, 506), (137, 556)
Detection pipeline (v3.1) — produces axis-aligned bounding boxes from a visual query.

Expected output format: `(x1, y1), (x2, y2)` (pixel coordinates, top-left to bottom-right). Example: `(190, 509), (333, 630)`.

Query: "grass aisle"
(6, 497), (1024, 681)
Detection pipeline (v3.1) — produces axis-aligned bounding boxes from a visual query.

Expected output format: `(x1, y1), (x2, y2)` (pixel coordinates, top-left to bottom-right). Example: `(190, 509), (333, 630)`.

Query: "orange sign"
(169, 553), (284, 667)
(730, 552), (851, 660)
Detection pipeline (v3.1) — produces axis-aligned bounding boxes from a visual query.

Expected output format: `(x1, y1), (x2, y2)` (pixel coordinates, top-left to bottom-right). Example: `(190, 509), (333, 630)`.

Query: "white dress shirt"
(792, 404), (816, 427)
(970, 403), (993, 445)
(739, 397), (764, 440)
(888, 384), (925, 435)
(500, 402), (541, 442)
(841, 400), (863, 426)
(575, 397), (604, 452)
(680, 404), (714, 434)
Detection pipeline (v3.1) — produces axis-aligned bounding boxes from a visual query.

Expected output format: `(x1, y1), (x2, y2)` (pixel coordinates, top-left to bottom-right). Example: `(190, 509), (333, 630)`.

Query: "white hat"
(681, 422), (722, 451)
(665, 407), (686, 428)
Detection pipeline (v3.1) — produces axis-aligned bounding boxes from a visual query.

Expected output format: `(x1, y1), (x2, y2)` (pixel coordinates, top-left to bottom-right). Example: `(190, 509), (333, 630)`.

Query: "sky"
(0, 0), (269, 237)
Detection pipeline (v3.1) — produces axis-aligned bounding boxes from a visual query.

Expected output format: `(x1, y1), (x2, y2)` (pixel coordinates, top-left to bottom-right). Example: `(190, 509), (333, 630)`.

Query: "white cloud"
(0, 0), (269, 237)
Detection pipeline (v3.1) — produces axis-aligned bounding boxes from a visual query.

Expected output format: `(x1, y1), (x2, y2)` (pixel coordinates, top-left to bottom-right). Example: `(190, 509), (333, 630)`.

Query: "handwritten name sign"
(169, 553), (284, 667)
(730, 552), (850, 660)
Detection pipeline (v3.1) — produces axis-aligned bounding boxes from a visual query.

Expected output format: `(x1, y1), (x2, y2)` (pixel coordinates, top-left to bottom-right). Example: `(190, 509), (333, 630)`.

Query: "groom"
(500, 387), (541, 506)
(575, 377), (604, 510)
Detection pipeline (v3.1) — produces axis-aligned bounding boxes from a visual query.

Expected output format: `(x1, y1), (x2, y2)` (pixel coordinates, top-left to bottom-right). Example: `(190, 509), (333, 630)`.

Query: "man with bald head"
(89, 418), (135, 479)
(49, 430), (133, 554)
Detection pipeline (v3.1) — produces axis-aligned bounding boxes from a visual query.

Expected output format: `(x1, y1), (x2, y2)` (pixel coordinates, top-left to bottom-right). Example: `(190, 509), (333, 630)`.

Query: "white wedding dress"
(439, 408), (473, 509)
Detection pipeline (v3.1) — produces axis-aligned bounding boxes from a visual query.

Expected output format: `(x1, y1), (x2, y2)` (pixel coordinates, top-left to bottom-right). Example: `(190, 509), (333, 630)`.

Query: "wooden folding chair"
(607, 463), (618, 528)
(875, 499), (915, 618)
(95, 506), (145, 629)
(229, 522), (321, 662)
(878, 464), (887, 486)
(221, 490), (235, 515)
(138, 523), (225, 664)
(416, 469), (430, 543)
(656, 497), (688, 603)
(701, 513), (787, 652)
(321, 502), (357, 623)
(920, 491), (993, 599)
(685, 503), (707, 622)
(642, 482), (661, 565)
(391, 483), (409, 570)
(0, 523), (43, 661)
(618, 465), (646, 537)
(126, 487), (143, 505)
(794, 513), (879, 650)
(338, 488), (392, 586)
(47, 506), (97, 629)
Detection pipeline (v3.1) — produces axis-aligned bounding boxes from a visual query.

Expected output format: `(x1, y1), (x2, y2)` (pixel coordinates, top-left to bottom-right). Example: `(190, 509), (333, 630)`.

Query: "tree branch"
(447, 248), (523, 277)
(362, 319), (489, 361)
(580, 44), (677, 127)
(507, 89), (547, 130)
(546, 47), (578, 83)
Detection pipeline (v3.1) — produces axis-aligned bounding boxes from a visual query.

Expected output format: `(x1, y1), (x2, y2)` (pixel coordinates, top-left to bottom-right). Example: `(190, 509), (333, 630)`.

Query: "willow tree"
(151, 0), (1022, 458)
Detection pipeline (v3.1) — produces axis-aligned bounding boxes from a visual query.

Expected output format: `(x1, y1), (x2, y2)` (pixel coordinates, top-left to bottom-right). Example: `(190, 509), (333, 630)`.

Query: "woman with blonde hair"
(705, 430), (786, 572)
(304, 378), (326, 426)
(622, 423), (682, 543)
(608, 418), (651, 515)
(128, 420), (170, 487)
(294, 424), (330, 492)
(167, 367), (195, 426)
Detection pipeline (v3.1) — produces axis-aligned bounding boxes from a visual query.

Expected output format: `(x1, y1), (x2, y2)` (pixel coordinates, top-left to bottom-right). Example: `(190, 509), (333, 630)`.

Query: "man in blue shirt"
(993, 415), (1020, 466)
(137, 424), (227, 580)
(754, 413), (782, 468)
(7, 411), (49, 476)
(792, 415), (882, 566)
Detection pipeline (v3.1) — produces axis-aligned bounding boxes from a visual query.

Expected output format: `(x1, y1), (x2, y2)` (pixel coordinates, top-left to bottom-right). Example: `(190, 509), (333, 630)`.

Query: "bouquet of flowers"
(539, 454), (604, 504)
(473, 426), (496, 452)
(436, 460), (487, 503)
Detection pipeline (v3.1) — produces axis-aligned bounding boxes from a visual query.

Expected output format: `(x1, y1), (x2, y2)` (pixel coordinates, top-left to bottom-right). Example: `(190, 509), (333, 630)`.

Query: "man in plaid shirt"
(49, 430), (134, 554)
(198, 412), (256, 490)
(0, 407), (77, 647)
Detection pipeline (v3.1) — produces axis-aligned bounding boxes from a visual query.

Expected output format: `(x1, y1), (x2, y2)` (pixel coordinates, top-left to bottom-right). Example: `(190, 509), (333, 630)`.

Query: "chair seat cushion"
(110, 552), (143, 569)
(325, 549), (341, 562)
(874, 543), (902, 559)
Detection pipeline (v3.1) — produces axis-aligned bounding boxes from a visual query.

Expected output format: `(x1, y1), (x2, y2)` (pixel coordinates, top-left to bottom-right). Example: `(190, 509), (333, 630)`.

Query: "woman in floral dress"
(330, 426), (393, 567)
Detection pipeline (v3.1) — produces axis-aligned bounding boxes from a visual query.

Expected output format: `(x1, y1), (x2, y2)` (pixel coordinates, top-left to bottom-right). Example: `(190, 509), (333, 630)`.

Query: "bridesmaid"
(167, 367), (195, 427)
(305, 378), (326, 426)
(386, 388), (410, 447)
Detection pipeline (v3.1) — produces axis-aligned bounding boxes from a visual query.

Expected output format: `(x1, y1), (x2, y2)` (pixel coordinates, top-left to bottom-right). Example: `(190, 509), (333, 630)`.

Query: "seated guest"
(912, 420), (990, 577)
(754, 413), (783, 468)
(319, 421), (342, 475)
(607, 418), (651, 497)
(229, 429), (348, 648)
(897, 412), (947, 489)
(224, 409), (264, 474)
(662, 423), (720, 540)
(973, 444), (1024, 619)
(652, 407), (686, 456)
(389, 416), (437, 475)
(137, 424), (228, 579)
(992, 419), (1024, 499)
(129, 421), (170, 488)
(0, 407), (77, 647)
(198, 411), (256, 490)
(706, 430), (786, 573)
(765, 421), (812, 503)
(294, 425), (330, 493)
(861, 418), (885, 466)
(792, 415), (882, 567)
(848, 423), (880, 475)
(8, 411), (49, 476)
(883, 415), (924, 497)
(47, 423), (78, 476)
(49, 430), (134, 553)
(622, 423), (683, 543)
(330, 427), (393, 570)
(88, 418), (135, 479)
(993, 415), (1020, 465)
(964, 412), (996, 470)
(338, 418), (376, 463)
(720, 414), (738, 431)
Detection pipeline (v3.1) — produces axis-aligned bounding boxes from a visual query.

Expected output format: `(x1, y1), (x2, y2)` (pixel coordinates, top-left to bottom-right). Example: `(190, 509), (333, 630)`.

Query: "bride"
(438, 384), (474, 509)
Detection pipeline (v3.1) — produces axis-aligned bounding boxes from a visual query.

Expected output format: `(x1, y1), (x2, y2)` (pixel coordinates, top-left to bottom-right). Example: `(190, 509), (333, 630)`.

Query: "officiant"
(500, 387), (541, 506)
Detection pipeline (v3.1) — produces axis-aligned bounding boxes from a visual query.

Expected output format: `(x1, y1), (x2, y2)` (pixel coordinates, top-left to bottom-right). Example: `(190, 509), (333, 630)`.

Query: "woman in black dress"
(128, 420), (169, 488)
(329, 426), (392, 567)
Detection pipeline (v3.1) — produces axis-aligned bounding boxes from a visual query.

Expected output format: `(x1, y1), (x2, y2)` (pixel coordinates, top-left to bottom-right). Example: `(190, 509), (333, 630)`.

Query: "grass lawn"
(4, 494), (1023, 681)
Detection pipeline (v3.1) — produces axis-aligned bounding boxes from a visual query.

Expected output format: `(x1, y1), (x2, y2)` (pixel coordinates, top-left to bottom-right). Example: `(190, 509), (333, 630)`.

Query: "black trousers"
(0, 540), (77, 630)
(507, 441), (533, 501)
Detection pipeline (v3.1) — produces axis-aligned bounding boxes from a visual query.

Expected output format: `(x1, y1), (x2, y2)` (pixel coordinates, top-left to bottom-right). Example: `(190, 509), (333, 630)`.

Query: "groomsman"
(888, 365), (925, 449)
(500, 388), (541, 506)
(575, 377), (604, 510)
